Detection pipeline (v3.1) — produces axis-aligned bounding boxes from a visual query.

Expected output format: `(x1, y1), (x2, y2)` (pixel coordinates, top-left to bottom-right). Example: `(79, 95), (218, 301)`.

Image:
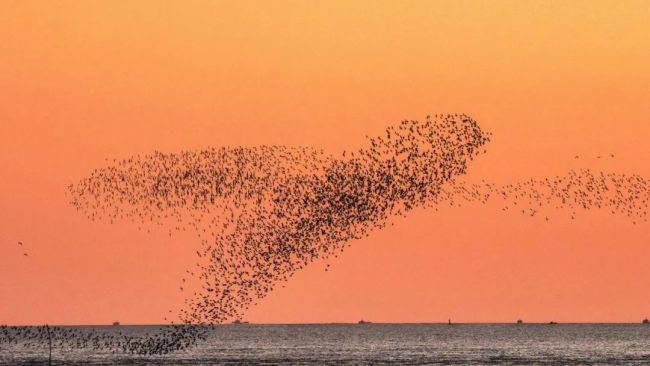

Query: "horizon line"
(3, 321), (649, 327)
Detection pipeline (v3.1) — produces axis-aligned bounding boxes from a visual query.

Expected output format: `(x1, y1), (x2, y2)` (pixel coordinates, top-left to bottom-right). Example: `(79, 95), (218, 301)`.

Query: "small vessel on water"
(358, 320), (372, 324)
(232, 320), (249, 324)
(517, 319), (523, 324)
(549, 321), (558, 325)
(643, 318), (649, 324)
(112, 322), (120, 326)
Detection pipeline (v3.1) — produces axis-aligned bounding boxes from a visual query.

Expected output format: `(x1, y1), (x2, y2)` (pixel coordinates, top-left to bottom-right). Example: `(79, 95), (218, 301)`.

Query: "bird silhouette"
(4, 114), (642, 357)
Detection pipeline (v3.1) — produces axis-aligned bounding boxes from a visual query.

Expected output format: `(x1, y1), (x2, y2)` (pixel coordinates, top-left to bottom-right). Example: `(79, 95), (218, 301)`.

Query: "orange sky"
(1, 1), (650, 325)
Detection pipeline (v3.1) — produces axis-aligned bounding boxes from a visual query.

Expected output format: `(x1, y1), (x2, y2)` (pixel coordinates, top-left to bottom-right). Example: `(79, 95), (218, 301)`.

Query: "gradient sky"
(1, 1), (650, 325)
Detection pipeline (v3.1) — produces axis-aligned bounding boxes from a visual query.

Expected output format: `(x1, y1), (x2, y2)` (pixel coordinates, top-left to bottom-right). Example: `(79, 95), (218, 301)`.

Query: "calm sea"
(2, 323), (650, 365)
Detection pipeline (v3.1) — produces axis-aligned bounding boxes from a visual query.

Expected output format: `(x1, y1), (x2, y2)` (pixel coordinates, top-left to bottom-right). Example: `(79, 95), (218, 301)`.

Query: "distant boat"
(232, 320), (249, 324)
(112, 322), (120, 326)
(643, 318), (649, 324)
(549, 321), (558, 325)
(517, 320), (523, 324)
(358, 320), (372, 324)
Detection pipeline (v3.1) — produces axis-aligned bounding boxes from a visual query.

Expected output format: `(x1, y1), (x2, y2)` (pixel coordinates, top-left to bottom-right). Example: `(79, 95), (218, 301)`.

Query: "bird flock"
(2, 114), (649, 358)
(434, 169), (649, 224)
(0, 324), (204, 355)
(65, 114), (490, 328)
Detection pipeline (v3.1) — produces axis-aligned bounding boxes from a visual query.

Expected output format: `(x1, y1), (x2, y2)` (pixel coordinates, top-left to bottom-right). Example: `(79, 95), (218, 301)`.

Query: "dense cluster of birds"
(0, 324), (206, 356)
(434, 169), (649, 224)
(3, 114), (648, 359)
(66, 114), (490, 328)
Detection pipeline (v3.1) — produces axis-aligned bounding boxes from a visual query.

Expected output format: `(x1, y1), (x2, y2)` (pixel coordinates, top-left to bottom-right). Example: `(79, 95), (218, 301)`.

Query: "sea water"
(2, 323), (650, 365)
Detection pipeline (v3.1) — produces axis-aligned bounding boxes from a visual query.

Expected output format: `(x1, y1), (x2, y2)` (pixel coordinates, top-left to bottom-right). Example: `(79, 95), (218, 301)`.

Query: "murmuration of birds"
(433, 169), (649, 224)
(0, 324), (205, 356)
(67, 115), (490, 325)
(2, 114), (648, 357)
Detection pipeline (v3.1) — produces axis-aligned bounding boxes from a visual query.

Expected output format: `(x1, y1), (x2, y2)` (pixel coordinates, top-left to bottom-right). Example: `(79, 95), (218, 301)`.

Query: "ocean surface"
(2, 323), (650, 365)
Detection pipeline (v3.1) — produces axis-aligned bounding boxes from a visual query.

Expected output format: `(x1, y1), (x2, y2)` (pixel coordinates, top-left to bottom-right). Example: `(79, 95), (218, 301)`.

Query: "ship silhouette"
(643, 318), (649, 324)
(358, 320), (372, 324)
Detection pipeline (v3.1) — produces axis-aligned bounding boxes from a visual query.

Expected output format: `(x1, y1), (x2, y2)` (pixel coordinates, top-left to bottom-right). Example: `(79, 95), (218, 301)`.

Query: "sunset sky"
(1, 1), (650, 325)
